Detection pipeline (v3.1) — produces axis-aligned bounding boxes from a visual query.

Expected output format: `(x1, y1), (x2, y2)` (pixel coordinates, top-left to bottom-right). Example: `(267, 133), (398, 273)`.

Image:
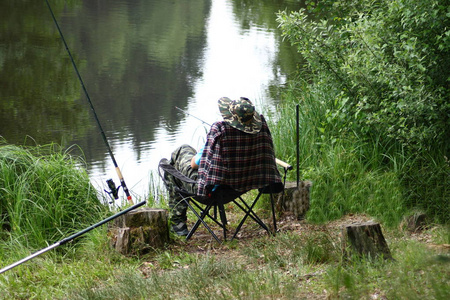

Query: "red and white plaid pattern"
(197, 115), (281, 196)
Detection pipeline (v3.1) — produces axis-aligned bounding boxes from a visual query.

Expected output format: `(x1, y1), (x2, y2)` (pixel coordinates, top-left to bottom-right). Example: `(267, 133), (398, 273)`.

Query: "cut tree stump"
(276, 181), (311, 220)
(401, 213), (427, 232)
(109, 207), (169, 256)
(341, 221), (392, 260)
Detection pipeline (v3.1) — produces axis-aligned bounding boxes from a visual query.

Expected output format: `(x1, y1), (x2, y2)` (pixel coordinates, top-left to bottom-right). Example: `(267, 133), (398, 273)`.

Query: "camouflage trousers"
(164, 144), (198, 224)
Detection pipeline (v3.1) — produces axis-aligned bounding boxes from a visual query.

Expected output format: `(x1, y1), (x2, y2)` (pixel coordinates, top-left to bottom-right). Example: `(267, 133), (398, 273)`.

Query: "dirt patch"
(163, 213), (376, 256)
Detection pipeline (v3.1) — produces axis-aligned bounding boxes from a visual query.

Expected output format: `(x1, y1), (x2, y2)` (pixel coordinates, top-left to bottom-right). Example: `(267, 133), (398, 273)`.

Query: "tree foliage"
(277, 0), (450, 155)
(276, 0), (449, 223)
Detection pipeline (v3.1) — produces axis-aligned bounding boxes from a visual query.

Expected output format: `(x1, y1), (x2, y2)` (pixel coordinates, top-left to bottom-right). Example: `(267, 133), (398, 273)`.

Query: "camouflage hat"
(218, 97), (262, 134)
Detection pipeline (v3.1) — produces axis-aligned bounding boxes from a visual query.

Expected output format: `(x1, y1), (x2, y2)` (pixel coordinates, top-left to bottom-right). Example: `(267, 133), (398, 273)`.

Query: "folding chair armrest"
(276, 158), (293, 171)
(158, 158), (197, 184)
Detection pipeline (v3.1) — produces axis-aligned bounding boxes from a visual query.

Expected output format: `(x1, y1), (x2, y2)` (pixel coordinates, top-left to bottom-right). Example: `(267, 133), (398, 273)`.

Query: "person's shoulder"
(212, 120), (227, 126)
(211, 120), (228, 130)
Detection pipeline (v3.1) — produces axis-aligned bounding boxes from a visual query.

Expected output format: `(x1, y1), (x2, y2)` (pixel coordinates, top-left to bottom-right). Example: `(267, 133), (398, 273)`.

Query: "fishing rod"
(175, 106), (293, 171)
(296, 104), (300, 187)
(175, 106), (212, 126)
(45, 0), (133, 204)
(0, 200), (146, 274)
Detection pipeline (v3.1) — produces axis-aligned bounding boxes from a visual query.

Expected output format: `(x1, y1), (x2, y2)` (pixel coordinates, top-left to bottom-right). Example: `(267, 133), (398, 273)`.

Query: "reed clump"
(0, 142), (107, 253)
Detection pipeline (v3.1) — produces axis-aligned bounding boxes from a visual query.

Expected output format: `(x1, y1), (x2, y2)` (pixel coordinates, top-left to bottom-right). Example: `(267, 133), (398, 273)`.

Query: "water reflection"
(0, 0), (303, 202)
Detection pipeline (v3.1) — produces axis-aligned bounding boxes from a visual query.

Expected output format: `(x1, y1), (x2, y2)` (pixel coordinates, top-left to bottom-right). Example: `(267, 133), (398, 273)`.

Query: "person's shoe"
(171, 222), (189, 236)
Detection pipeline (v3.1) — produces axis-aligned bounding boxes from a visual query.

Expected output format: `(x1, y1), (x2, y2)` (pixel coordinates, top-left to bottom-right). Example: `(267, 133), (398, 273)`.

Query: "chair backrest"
(197, 115), (282, 196)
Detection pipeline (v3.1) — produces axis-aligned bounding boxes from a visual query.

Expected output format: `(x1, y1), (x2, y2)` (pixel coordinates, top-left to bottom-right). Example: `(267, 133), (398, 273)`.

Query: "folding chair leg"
(186, 212), (206, 240)
(231, 194), (272, 241)
(218, 204), (227, 241)
(190, 200), (226, 229)
(270, 192), (277, 233)
(234, 198), (269, 233)
(184, 200), (222, 244)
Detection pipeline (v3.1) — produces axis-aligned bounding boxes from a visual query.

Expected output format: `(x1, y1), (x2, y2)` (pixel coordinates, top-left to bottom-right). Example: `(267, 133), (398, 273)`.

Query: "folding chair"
(159, 114), (292, 243)
(158, 158), (290, 243)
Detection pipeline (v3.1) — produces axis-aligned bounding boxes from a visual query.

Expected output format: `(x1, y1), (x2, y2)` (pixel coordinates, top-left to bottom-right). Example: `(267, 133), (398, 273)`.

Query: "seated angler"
(163, 97), (281, 236)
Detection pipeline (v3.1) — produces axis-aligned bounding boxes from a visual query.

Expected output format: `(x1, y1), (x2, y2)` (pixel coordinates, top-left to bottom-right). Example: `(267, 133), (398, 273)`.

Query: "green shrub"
(277, 0), (450, 155)
(275, 0), (449, 224)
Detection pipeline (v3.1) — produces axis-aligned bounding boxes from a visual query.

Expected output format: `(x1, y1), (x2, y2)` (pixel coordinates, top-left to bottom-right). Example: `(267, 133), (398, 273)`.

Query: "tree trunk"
(109, 207), (169, 256)
(401, 213), (427, 232)
(276, 181), (311, 220)
(341, 221), (392, 260)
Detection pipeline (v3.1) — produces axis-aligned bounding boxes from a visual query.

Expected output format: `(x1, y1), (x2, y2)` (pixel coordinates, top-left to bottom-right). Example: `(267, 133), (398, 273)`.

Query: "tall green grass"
(400, 154), (450, 224)
(270, 80), (409, 226)
(0, 142), (108, 257)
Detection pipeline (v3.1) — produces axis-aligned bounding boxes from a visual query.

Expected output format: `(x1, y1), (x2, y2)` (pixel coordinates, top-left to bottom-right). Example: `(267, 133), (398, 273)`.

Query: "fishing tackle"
(45, 0), (133, 204)
(105, 178), (121, 203)
(0, 200), (146, 274)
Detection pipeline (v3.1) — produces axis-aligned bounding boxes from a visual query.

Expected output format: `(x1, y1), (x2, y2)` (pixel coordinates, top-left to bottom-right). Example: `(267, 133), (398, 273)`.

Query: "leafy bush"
(275, 0), (449, 223)
(277, 0), (450, 155)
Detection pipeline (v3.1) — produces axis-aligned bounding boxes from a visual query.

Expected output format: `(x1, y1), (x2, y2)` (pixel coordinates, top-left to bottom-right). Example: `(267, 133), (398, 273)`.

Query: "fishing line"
(175, 106), (212, 126)
(45, 0), (133, 204)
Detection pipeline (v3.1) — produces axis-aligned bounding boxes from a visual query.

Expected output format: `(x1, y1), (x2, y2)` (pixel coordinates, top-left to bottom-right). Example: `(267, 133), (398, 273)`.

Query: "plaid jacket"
(197, 115), (281, 196)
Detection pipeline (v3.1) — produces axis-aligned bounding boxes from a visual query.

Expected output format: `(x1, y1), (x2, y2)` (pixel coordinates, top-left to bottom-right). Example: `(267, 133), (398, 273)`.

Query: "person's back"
(162, 96), (281, 236)
(197, 115), (281, 196)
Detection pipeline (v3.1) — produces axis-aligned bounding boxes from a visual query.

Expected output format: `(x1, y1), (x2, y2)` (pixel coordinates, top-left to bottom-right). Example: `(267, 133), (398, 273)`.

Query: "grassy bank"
(0, 113), (449, 299)
(1, 213), (448, 299)
(59, 223), (449, 300)
(0, 140), (448, 299)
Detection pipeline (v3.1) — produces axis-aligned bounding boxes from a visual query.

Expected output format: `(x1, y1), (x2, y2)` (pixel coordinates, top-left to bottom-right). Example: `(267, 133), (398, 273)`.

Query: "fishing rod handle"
(276, 158), (293, 171)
